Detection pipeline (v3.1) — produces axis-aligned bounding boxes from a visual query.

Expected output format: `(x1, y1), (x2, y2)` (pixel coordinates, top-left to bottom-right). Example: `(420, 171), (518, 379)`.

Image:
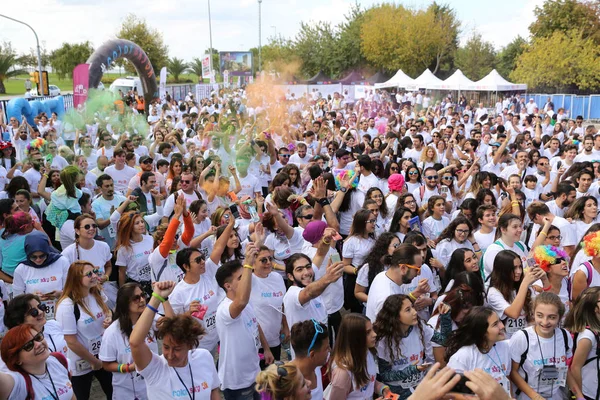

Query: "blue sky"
(1, 0), (543, 60)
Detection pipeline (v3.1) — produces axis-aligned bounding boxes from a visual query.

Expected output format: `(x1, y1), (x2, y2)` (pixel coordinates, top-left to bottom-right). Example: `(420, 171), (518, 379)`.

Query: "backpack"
(515, 328), (570, 396)
(572, 329), (600, 400)
(21, 352), (69, 400)
(568, 261), (594, 301)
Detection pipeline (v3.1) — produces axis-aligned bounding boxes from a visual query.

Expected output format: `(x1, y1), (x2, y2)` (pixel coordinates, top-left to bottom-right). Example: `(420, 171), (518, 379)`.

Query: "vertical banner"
(223, 70), (229, 88)
(201, 54), (211, 79)
(159, 67), (167, 100)
(72, 64), (89, 109)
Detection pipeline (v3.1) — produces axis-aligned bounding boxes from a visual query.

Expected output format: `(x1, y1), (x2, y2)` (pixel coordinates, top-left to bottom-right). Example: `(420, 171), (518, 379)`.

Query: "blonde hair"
(420, 145), (438, 163)
(57, 261), (109, 320)
(255, 363), (304, 399)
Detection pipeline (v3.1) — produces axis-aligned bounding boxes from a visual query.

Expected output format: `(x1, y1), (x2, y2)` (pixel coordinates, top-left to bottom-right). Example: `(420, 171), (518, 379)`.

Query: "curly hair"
(373, 294), (425, 364)
(155, 314), (205, 349)
(533, 245), (569, 272)
(583, 230), (600, 257)
(444, 306), (495, 362)
(361, 232), (398, 290)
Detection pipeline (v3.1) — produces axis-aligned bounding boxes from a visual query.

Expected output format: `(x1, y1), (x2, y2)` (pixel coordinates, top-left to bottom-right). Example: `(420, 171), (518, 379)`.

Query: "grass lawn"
(3, 72), (201, 97)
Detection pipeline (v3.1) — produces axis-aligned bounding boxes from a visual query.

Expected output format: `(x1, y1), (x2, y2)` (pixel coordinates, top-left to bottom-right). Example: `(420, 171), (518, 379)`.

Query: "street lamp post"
(0, 14), (43, 95)
(258, 0), (262, 73)
(208, 0), (214, 82)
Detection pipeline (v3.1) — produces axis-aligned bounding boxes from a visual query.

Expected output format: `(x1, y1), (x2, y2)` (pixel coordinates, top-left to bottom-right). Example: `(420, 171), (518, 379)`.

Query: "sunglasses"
(21, 329), (45, 352)
(280, 154), (290, 158)
(401, 264), (421, 273)
(408, 171), (419, 175)
(306, 318), (325, 354)
(259, 256), (273, 263)
(442, 176), (453, 181)
(181, 180), (192, 184)
(142, 159), (153, 164)
(425, 176), (438, 180)
(83, 223), (98, 230)
(300, 214), (313, 220)
(27, 304), (48, 318)
(83, 268), (101, 279)
(29, 253), (47, 262)
(194, 255), (206, 264)
(131, 293), (148, 303)
(390, 167), (399, 171)
(553, 257), (566, 264)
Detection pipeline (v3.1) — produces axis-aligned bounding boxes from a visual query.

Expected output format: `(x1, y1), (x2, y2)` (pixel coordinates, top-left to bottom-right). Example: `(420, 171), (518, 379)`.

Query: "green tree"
(49, 41), (94, 79)
(0, 43), (27, 94)
(495, 36), (527, 79)
(253, 36), (299, 76)
(116, 14), (169, 74)
(337, 3), (367, 74)
(511, 29), (600, 91)
(426, 2), (460, 76)
(189, 58), (204, 82)
(530, 0), (600, 44)
(293, 21), (340, 78)
(166, 57), (188, 82)
(455, 33), (496, 81)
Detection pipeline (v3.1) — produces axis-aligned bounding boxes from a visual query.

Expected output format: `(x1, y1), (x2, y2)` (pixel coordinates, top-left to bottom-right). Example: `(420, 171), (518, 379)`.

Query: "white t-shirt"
(303, 243), (344, 314)
(138, 350), (219, 400)
(216, 297), (261, 390)
(365, 271), (409, 322)
(163, 190), (202, 218)
(488, 287), (531, 339)
(148, 248), (184, 284)
(447, 342), (512, 395)
(169, 265), (222, 352)
(55, 295), (107, 376)
(264, 229), (306, 264)
(44, 319), (68, 357)
(435, 239), (474, 267)
(116, 235), (154, 282)
(250, 273), (286, 347)
(62, 241), (111, 274)
(105, 165), (137, 195)
(509, 327), (572, 400)
(99, 319), (159, 400)
(283, 285), (328, 330)
(483, 239), (527, 280)
(342, 236), (376, 267)
(6, 355), (73, 400)
(575, 329), (599, 398)
(332, 351), (378, 399)
(474, 229), (496, 250)
(421, 216), (450, 242)
(238, 174), (261, 198)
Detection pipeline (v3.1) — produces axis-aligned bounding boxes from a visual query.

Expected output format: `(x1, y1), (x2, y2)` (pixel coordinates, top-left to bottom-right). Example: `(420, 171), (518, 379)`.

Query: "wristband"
(126, 363), (132, 373)
(146, 304), (159, 313)
(317, 198), (330, 207)
(151, 293), (167, 303)
(540, 231), (547, 237)
(321, 238), (331, 245)
(243, 264), (254, 270)
(43, 174), (49, 178)
(408, 292), (417, 301)
(380, 385), (390, 396)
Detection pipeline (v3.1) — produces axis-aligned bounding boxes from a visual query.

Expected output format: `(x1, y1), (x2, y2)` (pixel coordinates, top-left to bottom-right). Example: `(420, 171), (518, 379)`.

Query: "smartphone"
(527, 257), (537, 268)
(452, 373), (474, 395)
(330, 253), (341, 264)
(229, 204), (240, 219)
(557, 161), (562, 169)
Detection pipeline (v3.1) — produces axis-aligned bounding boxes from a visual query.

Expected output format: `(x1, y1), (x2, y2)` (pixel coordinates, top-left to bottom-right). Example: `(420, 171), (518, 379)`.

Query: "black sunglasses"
(194, 255), (206, 264)
(300, 214), (314, 220)
(142, 159), (153, 164)
(131, 293), (149, 303)
(259, 256), (273, 263)
(21, 329), (45, 352)
(83, 223), (98, 230)
(27, 304), (48, 318)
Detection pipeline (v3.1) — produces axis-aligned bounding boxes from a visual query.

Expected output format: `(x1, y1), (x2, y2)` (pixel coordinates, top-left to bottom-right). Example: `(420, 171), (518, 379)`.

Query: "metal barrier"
(530, 93), (600, 120)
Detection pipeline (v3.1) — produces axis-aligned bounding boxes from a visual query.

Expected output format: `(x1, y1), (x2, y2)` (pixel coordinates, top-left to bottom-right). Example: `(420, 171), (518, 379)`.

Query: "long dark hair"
(5, 176), (30, 199)
(436, 216), (473, 244)
(215, 224), (244, 264)
(113, 282), (143, 337)
(489, 250), (532, 320)
(444, 306), (496, 361)
(366, 187), (389, 219)
(451, 271), (486, 304)
(442, 248), (476, 291)
(348, 208), (375, 239)
(431, 285), (478, 327)
(362, 232), (398, 289)
(330, 313), (373, 389)
(373, 294), (425, 363)
(389, 207), (412, 235)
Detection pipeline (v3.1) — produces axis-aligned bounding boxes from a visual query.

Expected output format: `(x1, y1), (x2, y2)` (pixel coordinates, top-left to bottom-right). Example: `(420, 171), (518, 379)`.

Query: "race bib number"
(505, 316), (526, 334)
(138, 265), (151, 282)
(204, 312), (216, 332)
(89, 335), (102, 356)
(399, 371), (423, 389)
(537, 365), (567, 394)
(107, 225), (116, 238)
(42, 300), (56, 320)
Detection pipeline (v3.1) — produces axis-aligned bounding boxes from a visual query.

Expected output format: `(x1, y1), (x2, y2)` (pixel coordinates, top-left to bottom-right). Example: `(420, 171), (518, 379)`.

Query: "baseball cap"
(139, 155), (153, 164)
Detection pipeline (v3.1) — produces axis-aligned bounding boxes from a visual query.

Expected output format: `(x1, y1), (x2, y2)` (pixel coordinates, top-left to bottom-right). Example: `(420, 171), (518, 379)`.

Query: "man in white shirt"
(545, 183), (576, 218)
(404, 134), (424, 164)
(270, 147), (291, 178)
(216, 246), (270, 397)
(104, 149), (137, 196)
(474, 103), (487, 121)
(92, 175), (126, 250)
(289, 143), (310, 168)
(355, 155), (381, 207)
(162, 171), (202, 220)
(414, 167), (441, 209)
(574, 135), (596, 163)
(525, 99), (538, 115)
(365, 244), (430, 322)
(474, 205), (497, 250)
(366, 118), (379, 137)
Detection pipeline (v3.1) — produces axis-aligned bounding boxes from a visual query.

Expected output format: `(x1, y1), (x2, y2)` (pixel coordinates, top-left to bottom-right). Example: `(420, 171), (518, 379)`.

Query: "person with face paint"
(12, 231), (70, 320)
(509, 292), (583, 400)
(373, 294), (451, 399)
(289, 319), (330, 399)
(0, 324), (73, 400)
(445, 306), (512, 396)
(365, 243), (430, 323)
(130, 280), (221, 400)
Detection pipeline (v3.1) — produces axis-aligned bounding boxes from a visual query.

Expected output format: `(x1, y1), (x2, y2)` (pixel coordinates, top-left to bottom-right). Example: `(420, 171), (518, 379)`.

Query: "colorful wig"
(26, 138), (46, 153)
(533, 245), (569, 272)
(334, 169), (359, 190)
(583, 230), (600, 257)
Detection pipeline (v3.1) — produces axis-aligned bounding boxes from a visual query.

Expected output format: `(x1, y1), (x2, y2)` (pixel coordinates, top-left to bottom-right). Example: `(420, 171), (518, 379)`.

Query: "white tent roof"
(472, 69), (527, 91)
(434, 69), (477, 91)
(406, 69), (444, 90)
(375, 69), (415, 89)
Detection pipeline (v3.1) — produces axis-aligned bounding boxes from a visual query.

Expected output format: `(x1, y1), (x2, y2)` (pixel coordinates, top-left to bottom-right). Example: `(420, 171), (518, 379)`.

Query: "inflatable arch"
(86, 39), (158, 111)
(6, 96), (65, 126)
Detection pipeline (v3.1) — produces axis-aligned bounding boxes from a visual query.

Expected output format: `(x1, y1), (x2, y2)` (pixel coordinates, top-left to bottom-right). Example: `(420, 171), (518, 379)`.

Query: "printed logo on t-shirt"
(172, 382), (210, 398)
(42, 381), (72, 400)
(25, 276), (58, 285)
(261, 291), (284, 298)
(533, 355), (567, 366)
(246, 316), (258, 329)
(194, 290), (216, 304)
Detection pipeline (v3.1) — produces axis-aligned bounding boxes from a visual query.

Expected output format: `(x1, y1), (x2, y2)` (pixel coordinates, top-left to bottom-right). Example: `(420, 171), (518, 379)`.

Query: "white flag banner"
(159, 67), (167, 99)
(201, 54), (211, 79)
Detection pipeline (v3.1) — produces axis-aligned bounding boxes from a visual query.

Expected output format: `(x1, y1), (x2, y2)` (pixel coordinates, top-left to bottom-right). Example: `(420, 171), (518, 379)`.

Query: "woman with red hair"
(0, 323), (72, 399)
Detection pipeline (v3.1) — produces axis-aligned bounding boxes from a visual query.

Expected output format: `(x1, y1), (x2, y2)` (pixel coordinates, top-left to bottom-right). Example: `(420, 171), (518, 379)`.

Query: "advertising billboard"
(219, 51), (253, 77)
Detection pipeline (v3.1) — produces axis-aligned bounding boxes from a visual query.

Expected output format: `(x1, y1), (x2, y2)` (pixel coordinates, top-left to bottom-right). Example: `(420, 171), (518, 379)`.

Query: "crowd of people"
(0, 85), (598, 400)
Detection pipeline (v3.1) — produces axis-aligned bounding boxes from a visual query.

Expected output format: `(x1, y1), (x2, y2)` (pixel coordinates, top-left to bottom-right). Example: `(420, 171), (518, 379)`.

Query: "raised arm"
(209, 216), (235, 265)
(265, 202), (294, 239)
(228, 244), (257, 319)
(297, 261), (344, 306)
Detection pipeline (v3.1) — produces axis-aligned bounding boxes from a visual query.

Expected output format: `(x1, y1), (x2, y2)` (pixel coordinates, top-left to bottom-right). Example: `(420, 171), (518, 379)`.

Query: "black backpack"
(515, 328), (570, 395)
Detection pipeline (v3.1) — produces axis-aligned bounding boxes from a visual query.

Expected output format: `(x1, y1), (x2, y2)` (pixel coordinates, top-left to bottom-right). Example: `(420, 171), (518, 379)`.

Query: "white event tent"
(434, 69), (476, 91)
(375, 69), (415, 89)
(407, 69), (444, 90)
(472, 69), (527, 91)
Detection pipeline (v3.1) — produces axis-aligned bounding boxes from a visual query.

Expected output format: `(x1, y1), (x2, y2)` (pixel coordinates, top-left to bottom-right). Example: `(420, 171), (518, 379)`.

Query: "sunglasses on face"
(82, 223), (98, 230)
(408, 171), (418, 175)
(27, 304), (48, 318)
(29, 253), (47, 262)
(194, 255), (206, 264)
(181, 180), (192, 184)
(442, 176), (453, 181)
(259, 256), (273, 263)
(131, 293), (148, 303)
(280, 154), (290, 158)
(142, 159), (153, 164)
(425, 176), (438, 180)
(390, 166), (399, 171)
(83, 269), (101, 279)
(21, 330), (45, 352)
(300, 214), (314, 220)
